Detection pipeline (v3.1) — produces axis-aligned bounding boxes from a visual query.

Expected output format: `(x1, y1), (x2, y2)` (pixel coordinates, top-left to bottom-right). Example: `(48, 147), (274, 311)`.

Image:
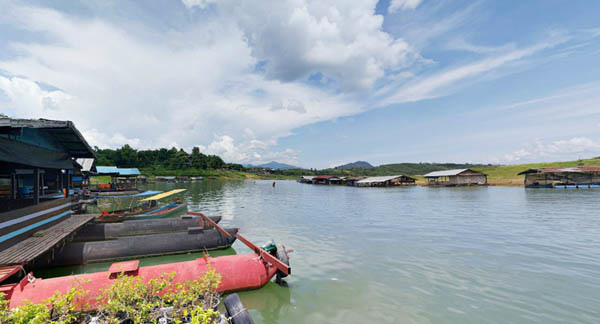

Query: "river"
(40, 180), (600, 323)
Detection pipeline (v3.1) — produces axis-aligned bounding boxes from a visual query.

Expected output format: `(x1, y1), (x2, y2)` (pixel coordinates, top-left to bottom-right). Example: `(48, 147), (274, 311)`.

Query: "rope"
(227, 307), (248, 321)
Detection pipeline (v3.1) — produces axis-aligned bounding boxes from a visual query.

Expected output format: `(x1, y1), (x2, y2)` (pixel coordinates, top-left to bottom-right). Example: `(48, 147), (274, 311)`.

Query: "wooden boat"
(95, 189), (187, 222)
(72, 215), (222, 242)
(50, 227), (239, 266)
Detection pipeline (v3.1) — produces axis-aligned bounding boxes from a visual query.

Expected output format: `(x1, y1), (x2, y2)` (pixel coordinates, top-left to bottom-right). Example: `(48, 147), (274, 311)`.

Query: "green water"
(40, 180), (600, 323)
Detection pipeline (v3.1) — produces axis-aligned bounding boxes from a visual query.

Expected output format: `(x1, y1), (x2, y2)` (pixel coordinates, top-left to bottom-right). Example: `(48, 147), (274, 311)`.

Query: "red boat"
(0, 214), (291, 311)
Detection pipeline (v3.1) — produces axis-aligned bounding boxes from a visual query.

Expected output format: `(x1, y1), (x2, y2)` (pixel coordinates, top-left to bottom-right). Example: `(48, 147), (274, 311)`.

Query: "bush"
(0, 265), (222, 324)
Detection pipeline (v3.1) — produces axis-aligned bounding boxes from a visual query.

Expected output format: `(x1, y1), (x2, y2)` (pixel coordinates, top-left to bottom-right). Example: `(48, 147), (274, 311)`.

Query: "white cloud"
(388, 0), (422, 12)
(206, 0), (420, 91)
(377, 38), (566, 106)
(503, 137), (600, 163)
(181, 0), (216, 9)
(199, 135), (300, 165)
(0, 4), (366, 163)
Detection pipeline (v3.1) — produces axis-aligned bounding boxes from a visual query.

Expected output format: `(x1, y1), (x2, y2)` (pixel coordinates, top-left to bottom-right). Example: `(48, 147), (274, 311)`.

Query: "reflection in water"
(39, 181), (600, 323)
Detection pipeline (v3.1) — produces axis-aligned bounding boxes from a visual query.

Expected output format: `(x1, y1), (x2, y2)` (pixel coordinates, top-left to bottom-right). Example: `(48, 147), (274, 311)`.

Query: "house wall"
(450, 174), (487, 185)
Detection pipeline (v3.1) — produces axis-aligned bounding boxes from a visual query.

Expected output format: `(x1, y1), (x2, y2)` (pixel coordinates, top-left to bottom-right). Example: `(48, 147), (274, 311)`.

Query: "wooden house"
(424, 169), (487, 186)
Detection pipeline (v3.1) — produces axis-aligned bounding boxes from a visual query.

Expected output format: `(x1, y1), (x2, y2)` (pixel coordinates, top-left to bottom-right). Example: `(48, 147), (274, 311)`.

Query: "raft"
(3, 234), (291, 311)
(50, 228), (238, 266)
(73, 216), (222, 242)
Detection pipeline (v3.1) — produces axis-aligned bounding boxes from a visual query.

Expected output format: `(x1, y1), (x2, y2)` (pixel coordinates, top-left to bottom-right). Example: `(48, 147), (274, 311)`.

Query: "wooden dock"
(0, 214), (97, 266)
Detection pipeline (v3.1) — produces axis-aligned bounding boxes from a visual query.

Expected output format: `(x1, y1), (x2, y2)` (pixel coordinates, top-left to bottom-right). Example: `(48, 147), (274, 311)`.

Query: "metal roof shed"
(424, 169), (487, 186)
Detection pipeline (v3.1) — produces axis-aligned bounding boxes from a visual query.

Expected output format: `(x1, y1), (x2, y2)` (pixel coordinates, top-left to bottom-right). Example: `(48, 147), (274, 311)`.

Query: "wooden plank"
(0, 215), (96, 266)
(0, 265), (22, 283)
(0, 198), (70, 223)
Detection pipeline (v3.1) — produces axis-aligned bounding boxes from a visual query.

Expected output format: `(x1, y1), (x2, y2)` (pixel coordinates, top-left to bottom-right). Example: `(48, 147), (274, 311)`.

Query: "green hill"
(472, 157), (600, 185)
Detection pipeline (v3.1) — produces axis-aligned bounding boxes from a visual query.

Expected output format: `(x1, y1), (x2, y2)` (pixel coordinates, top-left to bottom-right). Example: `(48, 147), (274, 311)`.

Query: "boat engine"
(261, 241), (291, 283)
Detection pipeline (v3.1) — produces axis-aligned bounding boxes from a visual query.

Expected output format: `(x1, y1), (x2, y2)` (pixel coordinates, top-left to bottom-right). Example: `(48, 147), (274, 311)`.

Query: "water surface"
(45, 181), (600, 323)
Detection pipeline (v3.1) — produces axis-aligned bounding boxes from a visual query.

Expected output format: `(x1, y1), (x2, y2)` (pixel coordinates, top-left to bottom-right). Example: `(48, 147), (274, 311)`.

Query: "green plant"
(0, 267), (222, 324)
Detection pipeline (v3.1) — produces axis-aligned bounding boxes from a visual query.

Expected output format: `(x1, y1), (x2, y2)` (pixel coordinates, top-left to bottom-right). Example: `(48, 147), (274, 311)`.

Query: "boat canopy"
(141, 189), (186, 201)
(97, 190), (163, 199)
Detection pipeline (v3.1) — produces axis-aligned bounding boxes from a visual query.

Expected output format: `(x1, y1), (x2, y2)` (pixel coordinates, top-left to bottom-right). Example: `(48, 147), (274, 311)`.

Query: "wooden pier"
(0, 214), (97, 266)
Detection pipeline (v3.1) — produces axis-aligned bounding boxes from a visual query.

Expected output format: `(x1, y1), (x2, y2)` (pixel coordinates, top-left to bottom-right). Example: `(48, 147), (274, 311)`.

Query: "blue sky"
(1, 0), (599, 168)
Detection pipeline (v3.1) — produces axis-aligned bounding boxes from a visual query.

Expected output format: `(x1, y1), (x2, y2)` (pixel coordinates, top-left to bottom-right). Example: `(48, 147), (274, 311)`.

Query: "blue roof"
(96, 166), (140, 176)
(117, 168), (141, 176)
(96, 166), (119, 174)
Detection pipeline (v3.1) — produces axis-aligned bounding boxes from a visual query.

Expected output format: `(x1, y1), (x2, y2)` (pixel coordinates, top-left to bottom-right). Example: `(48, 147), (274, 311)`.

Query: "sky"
(0, 0), (599, 169)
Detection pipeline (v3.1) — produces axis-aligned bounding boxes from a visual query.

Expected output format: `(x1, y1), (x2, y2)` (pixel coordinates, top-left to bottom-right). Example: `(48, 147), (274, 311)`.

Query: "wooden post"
(59, 171), (64, 194)
(63, 170), (70, 197)
(33, 168), (40, 204)
(11, 173), (16, 200)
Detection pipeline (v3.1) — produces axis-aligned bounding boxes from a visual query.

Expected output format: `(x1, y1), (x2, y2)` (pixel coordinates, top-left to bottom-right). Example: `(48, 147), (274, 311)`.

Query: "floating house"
(517, 167), (600, 188)
(0, 117), (97, 264)
(297, 176), (315, 183)
(424, 169), (487, 186)
(344, 176), (365, 186)
(312, 175), (329, 184)
(94, 166), (141, 191)
(156, 176), (176, 182)
(312, 176), (344, 185)
(356, 175), (416, 187)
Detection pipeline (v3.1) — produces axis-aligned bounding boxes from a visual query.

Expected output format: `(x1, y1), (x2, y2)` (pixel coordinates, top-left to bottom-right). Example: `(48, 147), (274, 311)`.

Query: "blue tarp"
(96, 166), (119, 174)
(117, 168), (141, 176)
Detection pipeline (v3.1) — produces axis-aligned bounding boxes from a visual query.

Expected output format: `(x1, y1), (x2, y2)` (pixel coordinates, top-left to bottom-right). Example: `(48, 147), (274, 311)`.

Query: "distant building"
(312, 175), (334, 184)
(356, 175), (416, 187)
(343, 176), (365, 186)
(518, 167), (600, 188)
(156, 176), (176, 182)
(94, 166), (141, 191)
(298, 176), (315, 183)
(424, 169), (487, 186)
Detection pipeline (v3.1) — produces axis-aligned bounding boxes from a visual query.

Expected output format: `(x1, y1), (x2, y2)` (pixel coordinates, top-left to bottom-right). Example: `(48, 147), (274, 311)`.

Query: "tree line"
(94, 145), (242, 171)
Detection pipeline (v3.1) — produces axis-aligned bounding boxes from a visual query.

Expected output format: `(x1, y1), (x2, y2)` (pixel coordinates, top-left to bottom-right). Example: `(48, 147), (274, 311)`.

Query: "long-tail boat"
(95, 189), (188, 222)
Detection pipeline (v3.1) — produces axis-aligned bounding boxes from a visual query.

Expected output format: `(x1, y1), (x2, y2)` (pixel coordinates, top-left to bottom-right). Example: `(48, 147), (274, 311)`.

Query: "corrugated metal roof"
(0, 117), (95, 158)
(117, 168), (140, 176)
(75, 158), (95, 172)
(96, 166), (119, 174)
(518, 167), (600, 175)
(313, 175), (333, 180)
(300, 176), (315, 180)
(424, 169), (469, 178)
(357, 175), (408, 184)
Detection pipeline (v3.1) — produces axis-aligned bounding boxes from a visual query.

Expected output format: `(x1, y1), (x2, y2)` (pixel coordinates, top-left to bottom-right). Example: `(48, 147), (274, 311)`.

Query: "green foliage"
(95, 145), (226, 171)
(0, 266), (223, 324)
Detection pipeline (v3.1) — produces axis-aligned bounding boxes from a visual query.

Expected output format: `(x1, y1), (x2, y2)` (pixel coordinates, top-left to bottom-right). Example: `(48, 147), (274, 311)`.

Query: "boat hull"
(51, 228), (238, 266)
(72, 216), (222, 241)
(5, 253), (278, 310)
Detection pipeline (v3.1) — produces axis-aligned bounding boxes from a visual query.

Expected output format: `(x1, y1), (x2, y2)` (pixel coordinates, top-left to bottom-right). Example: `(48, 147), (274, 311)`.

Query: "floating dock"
(0, 214), (96, 266)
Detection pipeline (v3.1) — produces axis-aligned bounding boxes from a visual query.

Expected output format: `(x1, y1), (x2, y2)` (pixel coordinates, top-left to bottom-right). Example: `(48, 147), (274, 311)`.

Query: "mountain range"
(243, 161), (301, 170)
(334, 161), (375, 169)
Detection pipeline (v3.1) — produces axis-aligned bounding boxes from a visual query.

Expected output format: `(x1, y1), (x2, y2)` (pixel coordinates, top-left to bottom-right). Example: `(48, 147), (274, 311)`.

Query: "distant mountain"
(245, 161), (301, 170)
(334, 161), (374, 170)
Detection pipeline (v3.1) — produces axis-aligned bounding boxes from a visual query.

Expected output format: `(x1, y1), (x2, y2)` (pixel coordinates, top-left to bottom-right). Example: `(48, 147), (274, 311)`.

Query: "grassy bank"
(473, 157), (600, 186)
